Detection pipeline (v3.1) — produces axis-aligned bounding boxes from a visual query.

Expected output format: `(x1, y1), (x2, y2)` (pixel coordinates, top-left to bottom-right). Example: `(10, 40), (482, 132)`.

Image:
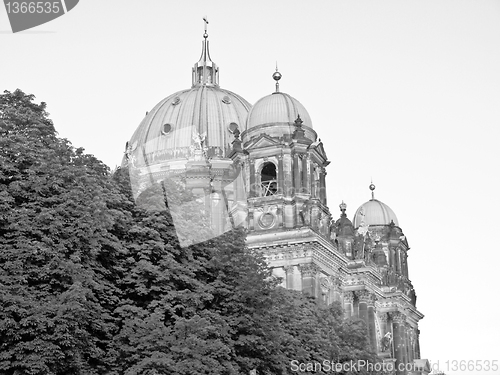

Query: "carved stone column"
(277, 154), (284, 195)
(329, 275), (342, 303)
(367, 294), (377, 352)
(299, 263), (319, 297)
(356, 290), (371, 325)
(401, 322), (409, 366)
(406, 324), (415, 363)
(343, 292), (354, 319)
(293, 154), (301, 195)
(319, 167), (327, 205)
(415, 328), (421, 359)
(249, 159), (256, 198)
(390, 312), (407, 375)
(284, 265), (295, 290)
(301, 155), (308, 194)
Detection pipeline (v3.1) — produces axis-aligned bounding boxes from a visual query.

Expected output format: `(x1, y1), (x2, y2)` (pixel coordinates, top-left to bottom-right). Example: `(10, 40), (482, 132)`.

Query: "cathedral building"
(123, 23), (427, 375)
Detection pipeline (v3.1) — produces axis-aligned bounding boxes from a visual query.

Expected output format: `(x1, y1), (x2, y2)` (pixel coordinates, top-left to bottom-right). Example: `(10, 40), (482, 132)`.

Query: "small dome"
(124, 85), (251, 167)
(353, 199), (399, 227)
(246, 92), (313, 131)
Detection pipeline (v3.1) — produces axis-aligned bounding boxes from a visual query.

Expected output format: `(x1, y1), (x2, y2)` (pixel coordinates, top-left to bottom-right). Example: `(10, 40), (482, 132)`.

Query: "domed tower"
(350, 183), (422, 373)
(352, 183), (413, 291)
(122, 22), (251, 245)
(235, 69), (349, 304)
(240, 69), (331, 237)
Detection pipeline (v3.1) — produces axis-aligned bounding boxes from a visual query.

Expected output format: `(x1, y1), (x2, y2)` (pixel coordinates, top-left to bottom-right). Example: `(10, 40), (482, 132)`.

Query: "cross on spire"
(203, 16), (209, 38)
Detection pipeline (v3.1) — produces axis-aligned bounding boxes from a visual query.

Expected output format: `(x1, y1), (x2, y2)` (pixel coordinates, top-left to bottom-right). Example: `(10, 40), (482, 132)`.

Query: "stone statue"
(329, 220), (337, 241)
(299, 199), (312, 226)
(381, 332), (393, 352)
(192, 130), (206, 150)
(354, 235), (364, 260)
(381, 267), (389, 285)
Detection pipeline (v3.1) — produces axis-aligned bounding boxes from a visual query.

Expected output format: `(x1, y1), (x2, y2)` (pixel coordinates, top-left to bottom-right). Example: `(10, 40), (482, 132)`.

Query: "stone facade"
(123, 24), (426, 375)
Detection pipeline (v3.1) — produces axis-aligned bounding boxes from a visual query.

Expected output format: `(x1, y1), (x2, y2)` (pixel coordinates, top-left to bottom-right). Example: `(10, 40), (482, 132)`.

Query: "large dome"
(123, 30), (251, 167)
(125, 86), (250, 167)
(353, 199), (399, 227)
(246, 91), (313, 131)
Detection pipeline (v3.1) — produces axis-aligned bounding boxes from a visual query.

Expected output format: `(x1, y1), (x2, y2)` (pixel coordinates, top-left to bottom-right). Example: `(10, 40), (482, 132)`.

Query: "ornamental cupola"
(242, 69), (332, 246)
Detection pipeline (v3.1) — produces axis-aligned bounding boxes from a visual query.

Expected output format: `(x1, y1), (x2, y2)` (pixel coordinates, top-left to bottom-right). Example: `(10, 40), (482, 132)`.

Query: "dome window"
(261, 162), (278, 196)
(161, 123), (173, 135)
(171, 96), (181, 106)
(222, 95), (232, 104)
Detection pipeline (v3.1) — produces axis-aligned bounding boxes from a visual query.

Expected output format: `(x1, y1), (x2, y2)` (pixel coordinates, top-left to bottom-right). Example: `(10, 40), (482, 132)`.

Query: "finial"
(369, 180), (376, 200)
(339, 200), (347, 214)
(192, 17), (218, 87)
(203, 16), (209, 38)
(272, 63), (282, 93)
(294, 114), (303, 126)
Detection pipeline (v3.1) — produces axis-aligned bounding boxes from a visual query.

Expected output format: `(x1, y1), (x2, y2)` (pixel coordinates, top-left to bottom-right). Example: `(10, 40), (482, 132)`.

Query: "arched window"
(261, 162), (277, 196)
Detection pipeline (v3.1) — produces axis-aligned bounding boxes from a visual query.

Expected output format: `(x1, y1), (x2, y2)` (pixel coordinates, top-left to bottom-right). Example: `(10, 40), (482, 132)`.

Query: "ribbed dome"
(353, 199), (399, 227)
(124, 86), (250, 167)
(246, 92), (313, 131)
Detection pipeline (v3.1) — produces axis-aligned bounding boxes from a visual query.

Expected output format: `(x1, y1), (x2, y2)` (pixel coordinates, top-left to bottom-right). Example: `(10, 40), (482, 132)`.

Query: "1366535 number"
(5, 2), (61, 14)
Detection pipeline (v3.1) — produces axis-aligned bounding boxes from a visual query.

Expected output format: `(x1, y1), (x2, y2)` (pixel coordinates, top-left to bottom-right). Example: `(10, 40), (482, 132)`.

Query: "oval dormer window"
(222, 95), (231, 104)
(161, 123), (173, 135)
(171, 96), (181, 106)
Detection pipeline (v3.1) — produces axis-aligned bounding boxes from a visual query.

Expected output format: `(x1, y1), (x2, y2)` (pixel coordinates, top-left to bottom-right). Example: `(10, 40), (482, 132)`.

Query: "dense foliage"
(0, 90), (378, 374)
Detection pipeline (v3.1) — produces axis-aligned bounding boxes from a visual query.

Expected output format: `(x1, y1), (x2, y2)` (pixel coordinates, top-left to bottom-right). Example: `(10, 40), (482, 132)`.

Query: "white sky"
(1, 1), (499, 374)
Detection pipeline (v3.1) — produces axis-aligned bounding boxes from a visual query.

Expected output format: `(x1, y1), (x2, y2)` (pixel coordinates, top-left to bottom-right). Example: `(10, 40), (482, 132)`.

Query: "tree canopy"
(0, 89), (379, 375)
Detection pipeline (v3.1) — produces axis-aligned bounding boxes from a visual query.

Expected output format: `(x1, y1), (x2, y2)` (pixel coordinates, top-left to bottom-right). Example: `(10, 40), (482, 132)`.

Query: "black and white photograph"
(1, 1), (499, 374)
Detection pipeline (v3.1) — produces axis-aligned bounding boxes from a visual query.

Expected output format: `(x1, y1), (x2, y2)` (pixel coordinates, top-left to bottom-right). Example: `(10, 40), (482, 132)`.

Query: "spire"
(272, 63), (282, 93)
(369, 180), (376, 200)
(192, 17), (219, 87)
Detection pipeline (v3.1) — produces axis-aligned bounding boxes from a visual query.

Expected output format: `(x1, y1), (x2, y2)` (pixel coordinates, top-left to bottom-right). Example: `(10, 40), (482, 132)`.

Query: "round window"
(259, 213), (275, 228)
(161, 123), (173, 135)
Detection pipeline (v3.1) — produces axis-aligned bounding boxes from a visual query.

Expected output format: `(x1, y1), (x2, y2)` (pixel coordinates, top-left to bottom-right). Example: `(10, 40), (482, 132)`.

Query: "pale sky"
(1, 1), (499, 374)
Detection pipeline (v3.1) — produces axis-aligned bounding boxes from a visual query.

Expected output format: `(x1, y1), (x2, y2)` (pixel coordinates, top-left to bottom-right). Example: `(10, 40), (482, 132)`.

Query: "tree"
(0, 89), (123, 374)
